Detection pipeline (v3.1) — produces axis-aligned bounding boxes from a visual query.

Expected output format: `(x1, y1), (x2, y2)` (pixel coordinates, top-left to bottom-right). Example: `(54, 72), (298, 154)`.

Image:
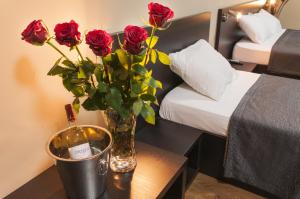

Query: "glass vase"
(104, 108), (137, 173)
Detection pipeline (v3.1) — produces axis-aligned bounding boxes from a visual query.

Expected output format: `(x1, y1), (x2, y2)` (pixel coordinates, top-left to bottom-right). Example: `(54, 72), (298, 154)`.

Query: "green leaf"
(131, 82), (143, 94)
(62, 60), (76, 69)
(146, 36), (158, 48)
(48, 57), (62, 75)
(47, 65), (67, 76)
(147, 87), (159, 105)
(119, 107), (131, 119)
(78, 66), (87, 79)
(63, 76), (74, 91)
(150, 49), (157, 64)
(147, 86), (157, 96)
(133, 99), (143, 116)
(81, 60), (96, 76)
(72, 98), (80, 113)
(132, 64), (148, 75)
(141, 94), (156, 102)
(70, 46), (76, 51)
(156, 80), (163, 89)
(98, 81), (108, 93)
(71, 86), (85, 97)
(94, 65), (103, 82)
(115, 49), (128, 66)
(87, 87), (97, 97)
(157, 50), (171, 65)
(82, 97), (99, 111)
(141, 103), (155, 125)
(147, 77), (163, 89)
(133, 49), (146, 63)
(106, 87), (123, 111)
(102, 54), (112, 64)
(70, 78), (85, 84)
(115, 69), (128, 80)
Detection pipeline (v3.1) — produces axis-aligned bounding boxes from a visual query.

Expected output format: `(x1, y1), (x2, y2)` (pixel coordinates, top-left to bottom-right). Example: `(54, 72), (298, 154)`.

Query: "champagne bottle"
(64, 104), (92, 160)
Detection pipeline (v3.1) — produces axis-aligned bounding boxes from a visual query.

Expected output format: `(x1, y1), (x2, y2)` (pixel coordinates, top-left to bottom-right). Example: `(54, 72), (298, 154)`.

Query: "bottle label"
(68, 143), (92, 160)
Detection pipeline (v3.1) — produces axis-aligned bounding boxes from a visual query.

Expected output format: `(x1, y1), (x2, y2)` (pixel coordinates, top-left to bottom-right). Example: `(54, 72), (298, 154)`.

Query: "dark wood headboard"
(113, 12), (211, 129)
(215, 1), (265, 59)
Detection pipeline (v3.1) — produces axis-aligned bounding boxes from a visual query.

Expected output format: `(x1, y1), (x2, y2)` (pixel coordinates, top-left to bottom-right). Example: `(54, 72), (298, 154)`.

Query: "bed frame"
(215, 0), (265, 59)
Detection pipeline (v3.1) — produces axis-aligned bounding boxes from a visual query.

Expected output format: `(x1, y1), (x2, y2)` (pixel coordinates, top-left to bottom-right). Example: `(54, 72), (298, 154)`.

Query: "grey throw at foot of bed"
(224, 74), (300, 199)
(268, 29), (300, 78)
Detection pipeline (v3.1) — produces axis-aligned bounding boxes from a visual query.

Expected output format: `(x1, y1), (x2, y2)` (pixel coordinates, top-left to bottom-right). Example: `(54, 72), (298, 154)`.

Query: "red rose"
(85, 30), (113, 57)
(54, 20), (81, 47)
(123, 25), (148, 55)
(148, 3), (174, 28)
(21, 20), (49, 46)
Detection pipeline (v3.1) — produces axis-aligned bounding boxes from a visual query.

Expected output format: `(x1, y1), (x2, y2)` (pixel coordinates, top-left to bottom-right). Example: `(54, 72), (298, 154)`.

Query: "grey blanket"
(268, 29), (300, 78)
(224, 74), (300, 199)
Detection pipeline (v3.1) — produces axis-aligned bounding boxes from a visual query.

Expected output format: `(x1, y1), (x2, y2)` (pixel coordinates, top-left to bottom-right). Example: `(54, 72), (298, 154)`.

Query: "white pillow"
(169, 39), (236, 100)
(239, 14), (271, 43)
(258, 9), (282, 34)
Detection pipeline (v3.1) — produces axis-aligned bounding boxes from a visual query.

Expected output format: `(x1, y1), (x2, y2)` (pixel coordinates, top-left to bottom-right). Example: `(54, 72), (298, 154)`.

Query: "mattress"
(159, 71), (260, 137)
(233, 29), (286, 65)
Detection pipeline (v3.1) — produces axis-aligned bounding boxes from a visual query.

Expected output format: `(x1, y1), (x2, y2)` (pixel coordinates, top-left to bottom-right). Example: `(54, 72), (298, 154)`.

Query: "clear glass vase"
(104, 108), (137, 173)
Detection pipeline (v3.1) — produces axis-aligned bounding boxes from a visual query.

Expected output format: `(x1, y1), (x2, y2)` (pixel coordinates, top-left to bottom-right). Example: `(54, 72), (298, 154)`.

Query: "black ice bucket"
(47, 125), (112, 199)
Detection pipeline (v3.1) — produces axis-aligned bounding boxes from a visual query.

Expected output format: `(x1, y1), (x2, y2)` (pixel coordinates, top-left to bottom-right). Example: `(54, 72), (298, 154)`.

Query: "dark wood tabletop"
(137, 118), (202, 156)
(5, 141), (187, 199)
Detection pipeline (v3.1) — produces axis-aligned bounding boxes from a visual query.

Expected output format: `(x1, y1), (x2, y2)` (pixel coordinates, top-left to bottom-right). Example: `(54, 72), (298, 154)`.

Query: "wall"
(279, 0), (300, 29)
(0, 0), (250, 197)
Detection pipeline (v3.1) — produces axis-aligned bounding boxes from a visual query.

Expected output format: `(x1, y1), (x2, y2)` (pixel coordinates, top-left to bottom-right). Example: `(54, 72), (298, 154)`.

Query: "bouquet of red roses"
(21, 2), (174, 124)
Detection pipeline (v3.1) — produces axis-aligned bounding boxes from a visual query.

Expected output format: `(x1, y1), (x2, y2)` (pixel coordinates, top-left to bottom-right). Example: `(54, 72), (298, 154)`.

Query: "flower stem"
(128, 55), (133, 93)
(101, 56), (110, 85)
(75, 45), (84, 61)
(46, 40), (72, 62)
(91, 75), (96, 88)
(143, 27), (157, 66)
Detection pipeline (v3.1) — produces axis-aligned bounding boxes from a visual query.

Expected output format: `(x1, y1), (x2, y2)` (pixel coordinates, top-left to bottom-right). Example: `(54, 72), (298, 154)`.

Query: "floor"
(185, 173), (265, 199)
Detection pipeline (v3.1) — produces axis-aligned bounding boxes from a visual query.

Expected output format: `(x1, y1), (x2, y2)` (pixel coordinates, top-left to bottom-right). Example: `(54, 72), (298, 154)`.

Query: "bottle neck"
(68, 119), (78, 128)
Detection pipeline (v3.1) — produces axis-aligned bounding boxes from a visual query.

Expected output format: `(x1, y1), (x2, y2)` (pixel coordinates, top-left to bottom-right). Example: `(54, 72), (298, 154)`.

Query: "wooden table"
(5, 142), (187, 199)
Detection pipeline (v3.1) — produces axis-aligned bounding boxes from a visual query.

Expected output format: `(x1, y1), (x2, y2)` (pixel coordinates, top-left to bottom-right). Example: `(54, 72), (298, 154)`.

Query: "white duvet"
(159, 71), (260, 137)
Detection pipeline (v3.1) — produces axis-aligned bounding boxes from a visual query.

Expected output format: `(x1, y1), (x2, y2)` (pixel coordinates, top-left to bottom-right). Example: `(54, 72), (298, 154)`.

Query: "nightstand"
(5, 142), (187, 199)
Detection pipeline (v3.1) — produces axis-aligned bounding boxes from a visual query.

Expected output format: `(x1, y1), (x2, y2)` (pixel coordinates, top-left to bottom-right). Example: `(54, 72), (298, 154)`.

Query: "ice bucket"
(47, 125), (112, 199)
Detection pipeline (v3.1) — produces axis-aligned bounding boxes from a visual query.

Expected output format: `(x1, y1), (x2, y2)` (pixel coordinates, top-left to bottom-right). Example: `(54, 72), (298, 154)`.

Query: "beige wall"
(279, 0), (300, 29)
(0, 0), (250, 197)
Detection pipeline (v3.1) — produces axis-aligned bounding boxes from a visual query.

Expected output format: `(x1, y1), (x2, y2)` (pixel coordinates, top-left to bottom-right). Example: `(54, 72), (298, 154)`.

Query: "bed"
(215, 0), (300, 79)
(233, 29), (286, 65)
(157, 7), (300, 197)
(160, 68), (300, 198)
(121, 9), (300, 199)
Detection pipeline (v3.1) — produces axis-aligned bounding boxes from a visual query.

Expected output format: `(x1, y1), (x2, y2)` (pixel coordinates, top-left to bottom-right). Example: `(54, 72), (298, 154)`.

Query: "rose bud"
(123, 25), (148, 55)
(85, 29), (113, 57)
(148, 2), (174, 28)
(21, 20), (49, 46)
(54, 20), (81, 47)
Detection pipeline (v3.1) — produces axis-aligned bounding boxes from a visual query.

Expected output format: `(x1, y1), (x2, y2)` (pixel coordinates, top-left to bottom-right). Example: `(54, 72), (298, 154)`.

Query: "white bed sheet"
(233, 29), (286, 65)
(159, 71), (260, 137)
